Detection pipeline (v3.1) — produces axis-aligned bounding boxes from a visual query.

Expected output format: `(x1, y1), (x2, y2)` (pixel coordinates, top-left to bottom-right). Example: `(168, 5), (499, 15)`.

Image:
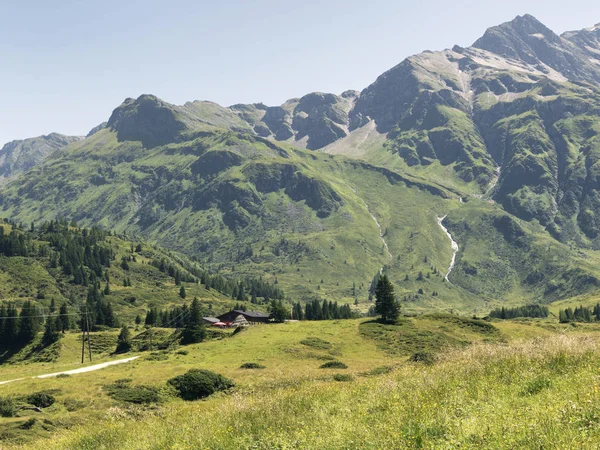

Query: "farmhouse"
(217, 310), (271, 324)
(202, 317), (220, 325)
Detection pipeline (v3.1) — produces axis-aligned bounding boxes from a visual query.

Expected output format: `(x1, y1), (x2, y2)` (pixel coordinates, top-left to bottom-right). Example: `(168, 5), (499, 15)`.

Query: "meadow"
(2, 315), (600, 448)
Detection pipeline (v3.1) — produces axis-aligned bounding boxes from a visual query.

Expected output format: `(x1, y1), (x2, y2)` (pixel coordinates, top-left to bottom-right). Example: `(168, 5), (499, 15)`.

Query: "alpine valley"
(3, 14), (600, 315)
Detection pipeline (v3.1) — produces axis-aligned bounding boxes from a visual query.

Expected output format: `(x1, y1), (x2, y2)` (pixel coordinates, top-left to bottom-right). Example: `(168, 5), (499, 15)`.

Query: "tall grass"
(19, 334), (600, 449)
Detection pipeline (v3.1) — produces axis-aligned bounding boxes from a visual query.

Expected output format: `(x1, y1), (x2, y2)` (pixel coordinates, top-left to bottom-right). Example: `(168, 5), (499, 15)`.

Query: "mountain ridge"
(2, 14), (600, 311)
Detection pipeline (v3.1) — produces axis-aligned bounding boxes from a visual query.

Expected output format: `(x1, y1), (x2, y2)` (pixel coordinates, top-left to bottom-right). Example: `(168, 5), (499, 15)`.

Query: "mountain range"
(3, 14), (600, 313)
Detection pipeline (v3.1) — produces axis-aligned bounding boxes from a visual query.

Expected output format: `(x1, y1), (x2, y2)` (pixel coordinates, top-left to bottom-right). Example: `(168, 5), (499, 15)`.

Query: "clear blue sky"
(1, 0), (599, 145)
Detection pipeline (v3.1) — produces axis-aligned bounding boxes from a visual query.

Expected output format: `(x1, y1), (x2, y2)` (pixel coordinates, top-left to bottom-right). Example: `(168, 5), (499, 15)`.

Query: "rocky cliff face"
(0, 133), (82, 181)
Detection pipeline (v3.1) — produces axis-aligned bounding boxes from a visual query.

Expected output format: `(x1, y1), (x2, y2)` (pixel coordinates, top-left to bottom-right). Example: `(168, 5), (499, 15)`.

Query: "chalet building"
(202, 317), (220, 325)
(217, 310), (271, 324)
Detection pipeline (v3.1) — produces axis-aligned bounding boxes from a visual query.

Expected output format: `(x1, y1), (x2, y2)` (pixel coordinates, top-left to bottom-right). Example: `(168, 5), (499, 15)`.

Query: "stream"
(437, 215), (459, 282)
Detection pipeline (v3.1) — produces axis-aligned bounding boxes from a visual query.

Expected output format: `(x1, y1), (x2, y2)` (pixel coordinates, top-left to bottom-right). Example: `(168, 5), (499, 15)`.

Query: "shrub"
(181, 325), (206, 345)
(26, 392), (55, 408)
(300, 337), (332, 350)
(320, 361), (348, 369)
(0, 397), (15, 417)
(56, 373), (70, 379)
(20, 418), (36, 430)
(333, 374), (353, 382)
(63, 397), (86, 412)
(239, 362), (266, 369)
(176, 350), (189, 356)
(409, 351), (435, 365)
(167, 369), (234, 401)
(104, 380), (162, 404)
(146, 352), (169, 361)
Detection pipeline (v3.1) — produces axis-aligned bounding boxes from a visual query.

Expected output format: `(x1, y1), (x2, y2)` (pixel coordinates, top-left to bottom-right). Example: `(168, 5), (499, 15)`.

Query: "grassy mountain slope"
(0, 219), (254, 332)
(2, 92), (600, 311)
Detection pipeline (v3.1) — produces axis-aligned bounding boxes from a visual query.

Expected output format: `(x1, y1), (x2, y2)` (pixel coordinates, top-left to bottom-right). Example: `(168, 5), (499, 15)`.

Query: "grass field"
(2, 315), (600, 448)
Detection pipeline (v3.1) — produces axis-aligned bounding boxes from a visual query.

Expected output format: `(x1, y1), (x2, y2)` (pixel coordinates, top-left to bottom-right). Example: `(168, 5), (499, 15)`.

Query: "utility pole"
(81, 307), (85, 364)
(86, 312), (92, 362)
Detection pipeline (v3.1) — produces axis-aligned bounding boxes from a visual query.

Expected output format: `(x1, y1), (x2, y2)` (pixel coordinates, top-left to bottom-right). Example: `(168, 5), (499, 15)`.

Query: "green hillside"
(0, 218), (280, 345)
(1, 93), (599, 312)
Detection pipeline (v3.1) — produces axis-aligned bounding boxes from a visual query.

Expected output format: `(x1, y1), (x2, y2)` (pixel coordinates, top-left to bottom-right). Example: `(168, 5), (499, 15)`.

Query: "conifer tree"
(374, 275), (400, 324)
(59, 303), (69, 333)
(179, 285), (186, 299)
(116, 325), (132, 353)
(18, 300), (41, 344)
(43, 315), (60, 345)
(181, 297), (205, 344)
(2, 303), (18, 346)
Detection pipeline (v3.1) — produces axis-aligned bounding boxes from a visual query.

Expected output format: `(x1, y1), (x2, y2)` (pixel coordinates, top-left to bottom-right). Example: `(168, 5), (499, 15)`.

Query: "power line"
(0, 312), (87, 320)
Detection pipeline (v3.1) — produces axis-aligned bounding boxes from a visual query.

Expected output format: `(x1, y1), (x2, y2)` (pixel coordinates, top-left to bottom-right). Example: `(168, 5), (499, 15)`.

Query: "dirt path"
(0, 356), (139, 386)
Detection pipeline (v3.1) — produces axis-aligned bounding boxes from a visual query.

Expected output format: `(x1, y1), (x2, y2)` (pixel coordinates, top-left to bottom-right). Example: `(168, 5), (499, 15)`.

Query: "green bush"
(146, 352), (169, 361)
(20, 418), (36, 430)
(167, 369), (234, 401)
(333, 374), (353, 382)
(56, 373), (71, 379)
(63, 397), (86, 412)
(320, 361), (348, 369)
(239, 362), (266, 369)
(409, 351), (435, 365)
(176, 350), (189, 355)
(104, 380), (162, 404)
(0, 397), (15, 417)
(181, 326), (206, 345)
(26, 392), (55, 408)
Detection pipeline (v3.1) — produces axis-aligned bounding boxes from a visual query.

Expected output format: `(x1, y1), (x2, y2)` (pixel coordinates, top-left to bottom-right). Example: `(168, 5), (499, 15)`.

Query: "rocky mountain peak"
(107, 95), (186, 148)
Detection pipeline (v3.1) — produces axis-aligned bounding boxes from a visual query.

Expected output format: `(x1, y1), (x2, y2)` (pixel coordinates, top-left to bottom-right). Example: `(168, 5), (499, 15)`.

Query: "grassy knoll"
(1, 317), (600, 447)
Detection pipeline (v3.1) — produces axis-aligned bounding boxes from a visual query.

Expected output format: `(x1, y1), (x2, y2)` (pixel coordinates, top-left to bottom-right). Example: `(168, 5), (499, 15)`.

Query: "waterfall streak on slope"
(437, 215), (458, 282)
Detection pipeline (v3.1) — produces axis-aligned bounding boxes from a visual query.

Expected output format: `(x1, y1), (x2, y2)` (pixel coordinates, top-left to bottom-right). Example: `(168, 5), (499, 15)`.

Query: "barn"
(217, 310), (271, 324)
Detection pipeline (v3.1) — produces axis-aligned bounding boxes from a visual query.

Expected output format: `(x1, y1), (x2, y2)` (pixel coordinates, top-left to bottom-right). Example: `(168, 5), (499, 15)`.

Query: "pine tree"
(2, 303), (18, 346)
(115, 325), (132, 353)
(374, 275), (400, 324)
(270, 300), (288, 323)
(59, 303), (69, 333)
(43, 315), (60, 345)
(0, 304), (5, 342)
(135, 314), (142, 325)
(179, 285), (187, 299)
(559, 309), (569, 323)
(181, 297), (205, 344)
(18, 300), (41, 344)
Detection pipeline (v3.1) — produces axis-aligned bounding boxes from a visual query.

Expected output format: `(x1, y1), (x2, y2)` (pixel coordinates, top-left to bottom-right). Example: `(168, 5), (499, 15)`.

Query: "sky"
(1, 0), (599, 146)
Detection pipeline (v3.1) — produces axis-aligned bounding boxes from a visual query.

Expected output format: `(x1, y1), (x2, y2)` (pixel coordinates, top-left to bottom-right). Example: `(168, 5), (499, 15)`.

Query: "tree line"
(558, 304), (600, 323)
(0, 299), (74, 350)
(488, 304), (549, 320)
(290, 299), (357, 321)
